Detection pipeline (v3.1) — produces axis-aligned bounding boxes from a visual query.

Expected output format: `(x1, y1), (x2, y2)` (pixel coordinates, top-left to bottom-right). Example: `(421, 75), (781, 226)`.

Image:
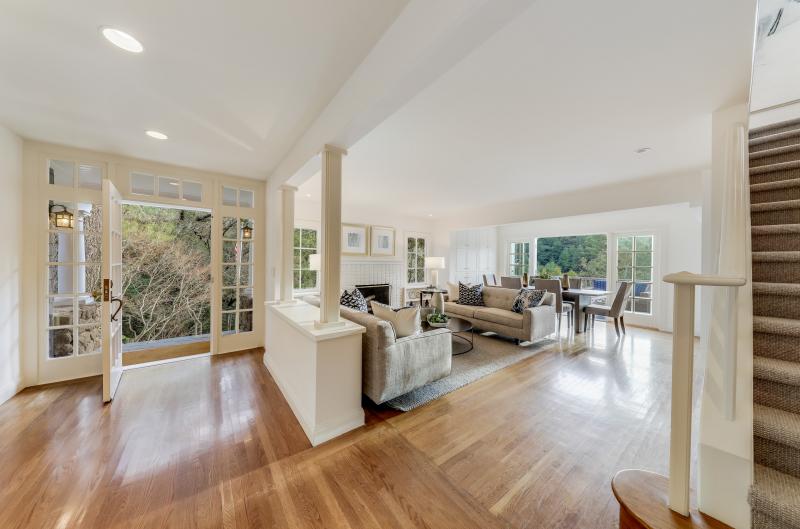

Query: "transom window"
(221, 217), (254, 334)
(222, 186), (254, 208)
(407, 237), (426, 284)
(130, 172), (203, 202)
(509, 242), (530, 276)
(46, 200), (103, 358)
(49, 159), (103, 190)
(617, 235), (654, 314)
(294, 227), (318, 290)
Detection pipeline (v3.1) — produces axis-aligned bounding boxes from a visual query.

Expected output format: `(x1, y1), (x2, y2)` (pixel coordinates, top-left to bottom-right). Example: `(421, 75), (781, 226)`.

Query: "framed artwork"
(342, 224), (369, 256)
(370, 226), (395, 256)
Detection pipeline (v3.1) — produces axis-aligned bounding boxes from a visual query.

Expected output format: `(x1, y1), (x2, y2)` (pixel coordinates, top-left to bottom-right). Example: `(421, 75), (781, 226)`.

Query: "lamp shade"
(309, 253), (321, 271)
(424, 256), (445, 269)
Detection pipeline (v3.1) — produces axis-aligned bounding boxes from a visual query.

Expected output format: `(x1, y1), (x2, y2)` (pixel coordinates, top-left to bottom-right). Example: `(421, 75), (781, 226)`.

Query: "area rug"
(385, 333), (555, 411)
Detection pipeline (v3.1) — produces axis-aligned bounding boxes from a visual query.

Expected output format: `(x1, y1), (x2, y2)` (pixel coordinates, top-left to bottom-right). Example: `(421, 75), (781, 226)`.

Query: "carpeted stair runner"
(749, 118), (800, 529)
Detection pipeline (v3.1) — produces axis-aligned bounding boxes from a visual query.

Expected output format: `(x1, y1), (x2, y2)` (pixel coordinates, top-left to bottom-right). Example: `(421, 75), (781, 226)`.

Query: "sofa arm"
(523, 304), (556, 341)
(364, 328), (452, 404)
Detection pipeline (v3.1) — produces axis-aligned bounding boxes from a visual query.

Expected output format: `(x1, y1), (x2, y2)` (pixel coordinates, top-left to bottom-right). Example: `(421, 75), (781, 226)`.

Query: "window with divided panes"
(294, 228), (318, 290)
(509, 242), (530, 276)
(617, 235), (654, 314)
(221, 217), (254, 334)
(46, 200), (103, 358)
(407, 237), (426, 284)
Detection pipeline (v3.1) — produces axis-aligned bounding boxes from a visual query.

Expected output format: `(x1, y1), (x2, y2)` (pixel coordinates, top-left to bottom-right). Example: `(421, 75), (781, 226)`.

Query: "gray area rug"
(385, 333), (555, 411)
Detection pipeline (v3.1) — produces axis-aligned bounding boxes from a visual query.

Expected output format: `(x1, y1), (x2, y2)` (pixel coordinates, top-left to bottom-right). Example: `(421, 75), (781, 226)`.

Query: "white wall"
(0, 125), (25, 405)
(697, 102), (753, 528)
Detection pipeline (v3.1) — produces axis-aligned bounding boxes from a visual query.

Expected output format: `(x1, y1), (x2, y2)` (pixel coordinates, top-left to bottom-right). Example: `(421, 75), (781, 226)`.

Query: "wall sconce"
(241, 224), (253, 239)
(49, 204), (74, 229)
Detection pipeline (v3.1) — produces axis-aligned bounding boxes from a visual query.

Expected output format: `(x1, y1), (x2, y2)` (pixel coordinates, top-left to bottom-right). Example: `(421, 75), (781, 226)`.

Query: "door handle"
(111, 296), (123, 322)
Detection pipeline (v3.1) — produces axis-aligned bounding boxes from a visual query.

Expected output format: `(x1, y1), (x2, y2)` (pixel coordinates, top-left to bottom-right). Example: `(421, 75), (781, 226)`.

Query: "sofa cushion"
(481, 286), (518, 310)
(370, 301), (421, 338)
(458, 282), (484, 306)
(473, 307), (524, 328)
(446, 281), (459, 302)
(444, 301), (476, 319)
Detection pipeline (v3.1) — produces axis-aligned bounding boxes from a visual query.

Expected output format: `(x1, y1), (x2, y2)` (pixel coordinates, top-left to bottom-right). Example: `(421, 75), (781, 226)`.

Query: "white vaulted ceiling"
(0, 0), (407, 178)
(299, 0), (757, 218)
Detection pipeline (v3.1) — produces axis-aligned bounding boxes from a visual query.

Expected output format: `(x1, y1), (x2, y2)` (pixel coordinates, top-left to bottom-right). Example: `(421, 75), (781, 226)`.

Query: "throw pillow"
(512, 288), (547, 314)
(340, 288), (368, 312)
(370, 301), (421, 338)
(457, 282), (484, 306)
(446, 281), (459, 302)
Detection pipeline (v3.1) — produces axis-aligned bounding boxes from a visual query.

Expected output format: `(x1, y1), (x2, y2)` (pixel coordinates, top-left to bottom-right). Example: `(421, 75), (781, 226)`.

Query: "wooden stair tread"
(611, 470), (731, 529)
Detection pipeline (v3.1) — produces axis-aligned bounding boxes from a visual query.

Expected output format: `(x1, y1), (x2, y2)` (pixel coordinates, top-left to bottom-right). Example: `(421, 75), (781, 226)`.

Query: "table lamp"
(425, 256), (445, 288)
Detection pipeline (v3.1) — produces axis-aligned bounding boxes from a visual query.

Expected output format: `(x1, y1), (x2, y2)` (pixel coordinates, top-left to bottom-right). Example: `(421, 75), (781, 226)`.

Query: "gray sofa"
(304, 296), (452, 404)
(444, 286), (556, 343)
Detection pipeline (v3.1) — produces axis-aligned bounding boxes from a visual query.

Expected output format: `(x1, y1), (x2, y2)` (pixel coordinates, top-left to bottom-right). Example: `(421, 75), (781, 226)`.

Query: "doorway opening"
(120, 202), (212, 366)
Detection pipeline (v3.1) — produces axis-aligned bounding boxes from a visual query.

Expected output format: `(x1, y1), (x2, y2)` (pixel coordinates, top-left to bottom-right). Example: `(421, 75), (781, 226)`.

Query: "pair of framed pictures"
(342, 224), (395, 257)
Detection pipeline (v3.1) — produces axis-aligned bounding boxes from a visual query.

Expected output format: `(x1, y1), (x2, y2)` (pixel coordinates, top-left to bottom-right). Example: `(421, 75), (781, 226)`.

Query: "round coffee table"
(447, 316), (474, 355)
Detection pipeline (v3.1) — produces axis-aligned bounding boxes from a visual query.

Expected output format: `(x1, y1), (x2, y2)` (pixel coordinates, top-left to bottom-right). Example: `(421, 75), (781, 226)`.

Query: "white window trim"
(507, 239), (531, 276)
(405, 232), (430, 287)
(611, 230), (661, 327)
(293, 221), (320, 293)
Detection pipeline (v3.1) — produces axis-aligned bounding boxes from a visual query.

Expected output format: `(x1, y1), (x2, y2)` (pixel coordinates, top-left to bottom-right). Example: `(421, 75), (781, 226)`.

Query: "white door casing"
(102, 178), (123, 402)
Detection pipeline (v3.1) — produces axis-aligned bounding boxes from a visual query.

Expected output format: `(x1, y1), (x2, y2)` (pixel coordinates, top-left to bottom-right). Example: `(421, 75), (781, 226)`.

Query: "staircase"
(748, 117), (800, 529)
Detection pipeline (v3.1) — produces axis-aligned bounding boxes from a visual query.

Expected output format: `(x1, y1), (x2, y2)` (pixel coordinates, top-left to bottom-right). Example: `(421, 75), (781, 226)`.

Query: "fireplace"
(355, 283), (391, 309)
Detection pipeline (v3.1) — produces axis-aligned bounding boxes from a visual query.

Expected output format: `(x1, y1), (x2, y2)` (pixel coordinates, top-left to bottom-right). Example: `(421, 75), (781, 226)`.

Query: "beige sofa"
(444, 286), (556, 343)
(304, 296), (452, 404)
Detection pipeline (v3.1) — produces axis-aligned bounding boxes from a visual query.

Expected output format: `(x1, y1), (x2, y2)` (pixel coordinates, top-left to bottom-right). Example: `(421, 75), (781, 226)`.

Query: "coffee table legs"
(452, 328), (474, 355)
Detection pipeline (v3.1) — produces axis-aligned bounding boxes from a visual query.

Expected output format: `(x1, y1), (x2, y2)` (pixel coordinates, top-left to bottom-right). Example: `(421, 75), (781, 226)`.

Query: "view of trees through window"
(536, 235), (607, 278)
(407, 237), (426, 283)
(294, 228), (318, 289)
(121, 205), (211, 343)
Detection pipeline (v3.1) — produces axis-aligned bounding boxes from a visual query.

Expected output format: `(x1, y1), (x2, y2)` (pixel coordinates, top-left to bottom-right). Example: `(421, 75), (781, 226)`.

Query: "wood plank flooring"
(0, 324), (682, 529)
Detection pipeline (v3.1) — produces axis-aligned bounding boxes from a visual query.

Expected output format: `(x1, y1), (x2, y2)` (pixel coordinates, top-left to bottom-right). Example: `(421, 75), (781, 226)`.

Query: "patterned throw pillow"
(340, 288), (368, 312)
(457, 282), (484, 306)
(512, 288), (547, 314)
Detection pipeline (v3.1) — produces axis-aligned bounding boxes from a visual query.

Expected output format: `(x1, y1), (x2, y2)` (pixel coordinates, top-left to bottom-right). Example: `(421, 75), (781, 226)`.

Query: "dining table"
(561, 288), (613, 333)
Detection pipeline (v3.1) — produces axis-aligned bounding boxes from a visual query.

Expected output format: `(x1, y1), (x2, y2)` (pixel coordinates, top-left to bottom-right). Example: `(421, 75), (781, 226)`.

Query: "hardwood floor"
(0, 324), (682, 529)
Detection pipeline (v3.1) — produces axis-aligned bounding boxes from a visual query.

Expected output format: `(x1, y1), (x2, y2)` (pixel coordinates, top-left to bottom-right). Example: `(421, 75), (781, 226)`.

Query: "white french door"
(612, 232), (658, 328)
(102, 179), (123, 402)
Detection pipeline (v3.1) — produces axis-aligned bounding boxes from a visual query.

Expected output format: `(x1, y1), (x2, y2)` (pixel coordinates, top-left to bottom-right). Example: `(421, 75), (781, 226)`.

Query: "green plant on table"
(427, 310), (449, 324)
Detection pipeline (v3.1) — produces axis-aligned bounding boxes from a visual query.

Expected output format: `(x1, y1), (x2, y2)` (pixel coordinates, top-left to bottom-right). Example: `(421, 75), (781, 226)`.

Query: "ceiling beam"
(267, 0), (538, 189)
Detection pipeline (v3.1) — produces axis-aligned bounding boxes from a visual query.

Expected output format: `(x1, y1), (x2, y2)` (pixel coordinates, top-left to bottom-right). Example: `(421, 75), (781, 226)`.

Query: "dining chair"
(583, 282), (633, 337)
(533, 278), (574, 334)
(568, 276), (582, 289)
(483, 273), (499, 286)
(500, 276), (522, 289)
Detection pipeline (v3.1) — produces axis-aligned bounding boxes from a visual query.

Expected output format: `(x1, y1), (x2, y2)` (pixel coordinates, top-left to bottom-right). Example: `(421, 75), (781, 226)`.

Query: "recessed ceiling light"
(305, 193), (312, 198)
(145, 130), (168, 140)
(428, 213), (434, 217)
(635, 147), (652, 154)
(100, 27), (144, 53)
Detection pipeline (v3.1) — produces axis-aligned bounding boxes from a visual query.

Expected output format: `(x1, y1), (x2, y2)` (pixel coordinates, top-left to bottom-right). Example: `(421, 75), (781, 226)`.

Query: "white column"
(280, 185), (297, 303)
(317, 144), (347, 326)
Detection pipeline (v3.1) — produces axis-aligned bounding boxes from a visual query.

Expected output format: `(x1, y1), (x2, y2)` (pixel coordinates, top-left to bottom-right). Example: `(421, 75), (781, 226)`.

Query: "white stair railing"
(663, 271), (745, 516)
